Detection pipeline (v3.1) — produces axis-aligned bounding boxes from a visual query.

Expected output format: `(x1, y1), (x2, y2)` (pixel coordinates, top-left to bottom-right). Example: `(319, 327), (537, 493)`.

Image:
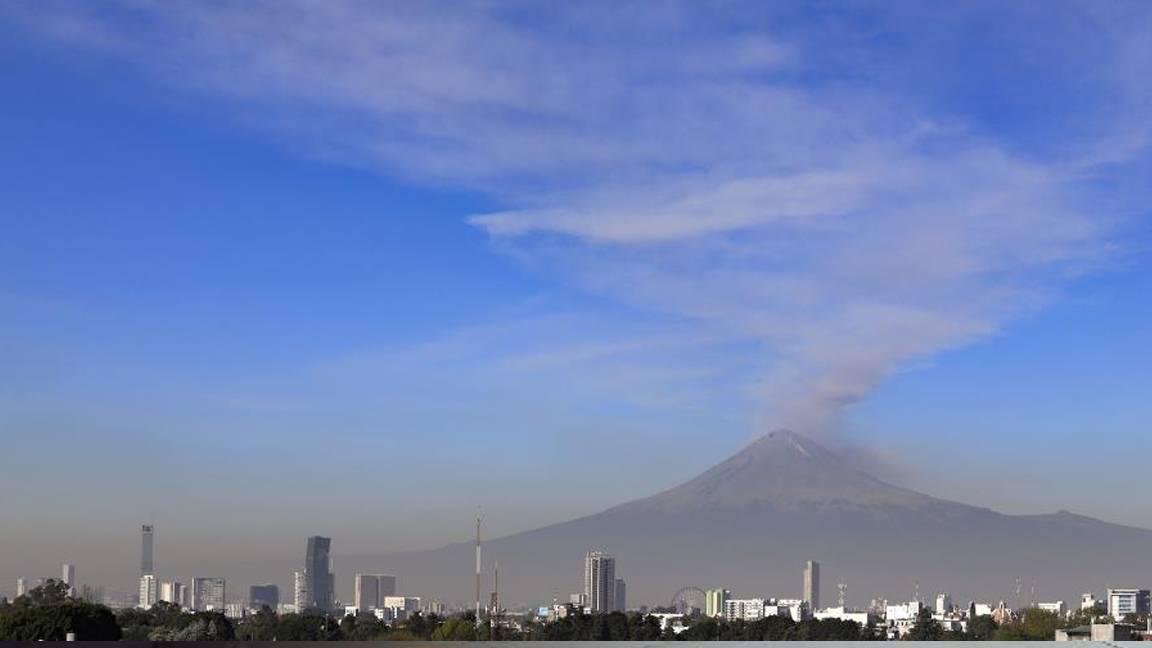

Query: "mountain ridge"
(608, 429), (954, 515)
(309, 431), (1152, 608)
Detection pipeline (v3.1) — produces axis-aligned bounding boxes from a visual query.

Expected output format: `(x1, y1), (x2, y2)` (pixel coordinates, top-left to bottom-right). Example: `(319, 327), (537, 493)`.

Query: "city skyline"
(9, 543), (1152, 633)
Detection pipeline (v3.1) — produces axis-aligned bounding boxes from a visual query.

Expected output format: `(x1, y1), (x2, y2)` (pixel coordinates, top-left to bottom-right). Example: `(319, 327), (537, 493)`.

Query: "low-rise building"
(649, 613), (688, 635)
(814, 606), (872, 625)
(724, 598), (766, 621)
(770, 598), (808, 621)
(1056, 623), (1135, 641)
(885, 600), (922, 623)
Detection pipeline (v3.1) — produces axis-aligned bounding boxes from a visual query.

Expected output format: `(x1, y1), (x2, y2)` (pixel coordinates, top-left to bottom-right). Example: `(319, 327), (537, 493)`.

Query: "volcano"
(339, 431), (1152, 609)
(609, 430), (942, 513)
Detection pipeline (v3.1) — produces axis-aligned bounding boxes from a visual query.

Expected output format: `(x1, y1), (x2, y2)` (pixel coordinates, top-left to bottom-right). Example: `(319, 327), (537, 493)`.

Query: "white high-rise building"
(139, 574), (159, 609)
(803, 560), (821, 611)
(583, 551), (616, 613)
(16, 578), (27, 597)
(160, 581), (186, 607)
(192, 577), (226, 611)
(294, 571), (310, 612)
(706, 589), (730, 618)
(725, 598), (767, 621)
(936, 593), (952, 614)
(62, 564), (76, 596)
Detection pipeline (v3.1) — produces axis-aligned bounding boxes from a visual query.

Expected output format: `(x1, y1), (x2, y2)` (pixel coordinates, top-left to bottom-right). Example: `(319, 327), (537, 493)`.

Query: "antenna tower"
(475, 515), (482, 628)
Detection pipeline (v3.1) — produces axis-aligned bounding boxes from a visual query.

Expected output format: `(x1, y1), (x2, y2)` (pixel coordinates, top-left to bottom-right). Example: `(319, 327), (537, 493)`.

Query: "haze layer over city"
(2, 0), (1152, 619)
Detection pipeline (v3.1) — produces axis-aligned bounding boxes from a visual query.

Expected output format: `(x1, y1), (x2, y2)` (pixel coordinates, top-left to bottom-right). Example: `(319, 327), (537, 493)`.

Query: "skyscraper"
(583, 551), (616, 613)
(294, 571), (310, 612)
(249, 584), (280, 610)
(614, 578), (627, 612)
(192, 577), (226, 612)
(139, 574), (158, 609)
(706, 589), (730, 618)
(354, 574), (396, 612)
(803, 560), (820, 612)
(160, 581), (186, 608)
(355, 574), (377, 612)
(302, 536), (333, 611)
(62, 564), (76, 596)
(15, 578), (27, 598)
(141, 525), (154, 576)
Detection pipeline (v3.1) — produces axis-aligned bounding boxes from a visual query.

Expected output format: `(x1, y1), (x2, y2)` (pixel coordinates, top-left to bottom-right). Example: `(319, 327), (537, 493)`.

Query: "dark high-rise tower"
(304, 536), (333, 611)
(141, 525), (154, 576)
(249, 584), (280, 610)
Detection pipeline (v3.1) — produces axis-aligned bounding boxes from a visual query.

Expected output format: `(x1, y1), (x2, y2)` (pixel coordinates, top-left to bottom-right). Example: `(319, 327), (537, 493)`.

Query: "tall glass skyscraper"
(583, 551), (616, 613)
(192, 577), (226, 611)
(141, 525), (154, 576)
(303, 536), (333, 611)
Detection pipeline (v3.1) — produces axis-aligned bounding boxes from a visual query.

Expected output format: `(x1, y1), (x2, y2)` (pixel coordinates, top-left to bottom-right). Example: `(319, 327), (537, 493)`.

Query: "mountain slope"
(611, 430), (945, 513)
(340, 432), (1152, 609)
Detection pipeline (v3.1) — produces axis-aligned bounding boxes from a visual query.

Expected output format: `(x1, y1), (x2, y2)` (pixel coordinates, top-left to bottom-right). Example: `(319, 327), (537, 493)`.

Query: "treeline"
(0, 581), (120, 640)
(0, 582), (869, 642)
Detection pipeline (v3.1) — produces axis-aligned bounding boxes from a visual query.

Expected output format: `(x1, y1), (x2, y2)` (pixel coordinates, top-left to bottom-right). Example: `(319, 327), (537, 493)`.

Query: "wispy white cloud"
(8, 0), (1148, 436)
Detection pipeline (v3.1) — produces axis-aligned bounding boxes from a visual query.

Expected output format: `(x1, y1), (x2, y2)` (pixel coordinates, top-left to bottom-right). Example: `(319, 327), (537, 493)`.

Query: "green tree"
(1021, 608), (1060, 640)
(236, 605), (279, 641)
(627, 612), (663, 640)
(0, 599), (121, 640)
(274, 612), (339, 641)
(1065, 606), (1110, 627)
(115, 606), (158, 640)
(349, 612), (388, 640)
(994, 607), (1060, 641)
(431, 616), (477, 640)
(906, 608), (944, 641)
(22, 580), (70, 606)
(590, 611), (630, 640)
(967, 614), (998, 639)
(747, 615), (796, 641)
(677, 616), (722, 640)
(404, 611), (444, 639)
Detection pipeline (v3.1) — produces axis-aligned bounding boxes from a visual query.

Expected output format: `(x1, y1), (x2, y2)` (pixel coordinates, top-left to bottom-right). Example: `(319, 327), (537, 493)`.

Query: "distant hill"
(340, 430), (1152, 609)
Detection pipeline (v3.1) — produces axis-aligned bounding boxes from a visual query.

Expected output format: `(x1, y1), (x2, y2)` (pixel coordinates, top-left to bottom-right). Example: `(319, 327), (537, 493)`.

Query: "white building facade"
(138, 574), (159, 609)
(583, 551), (616, 613)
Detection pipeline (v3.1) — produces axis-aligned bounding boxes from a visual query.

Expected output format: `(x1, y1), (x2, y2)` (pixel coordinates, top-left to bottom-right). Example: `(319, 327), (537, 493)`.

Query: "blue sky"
(1, 1), (1151, 592)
